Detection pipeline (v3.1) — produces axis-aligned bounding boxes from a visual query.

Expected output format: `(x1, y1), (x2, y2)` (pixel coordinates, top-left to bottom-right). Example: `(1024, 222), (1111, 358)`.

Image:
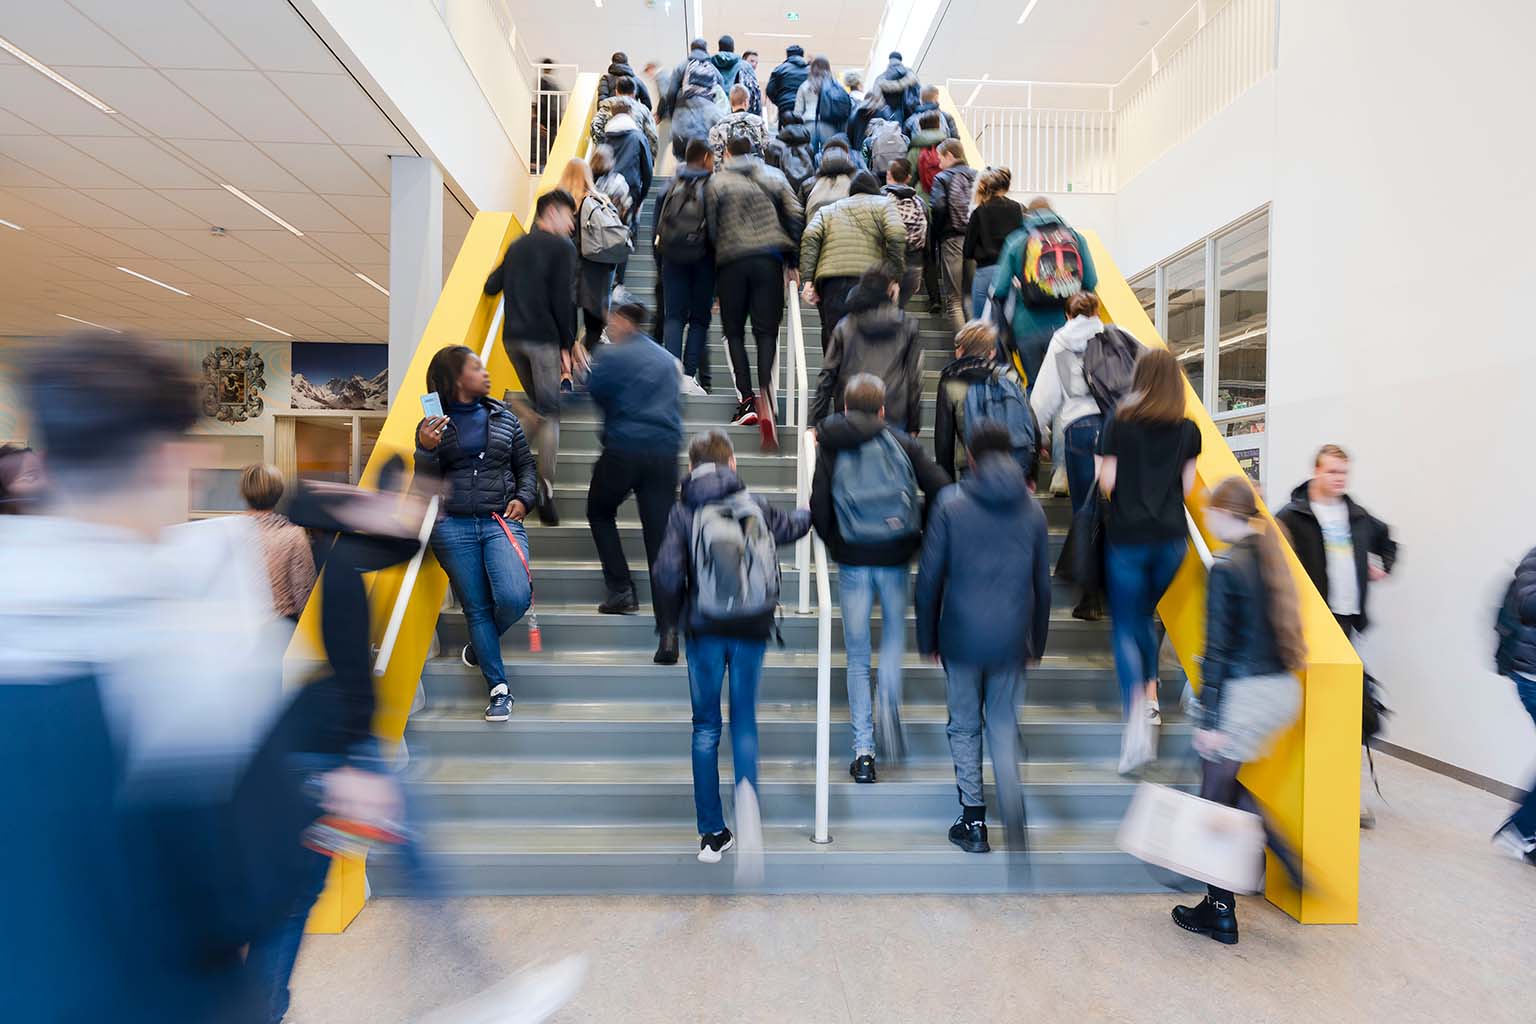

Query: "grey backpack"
(832, 430), (919, 545)
(690, 491), (780, 623)
(579, 192), (631, 264)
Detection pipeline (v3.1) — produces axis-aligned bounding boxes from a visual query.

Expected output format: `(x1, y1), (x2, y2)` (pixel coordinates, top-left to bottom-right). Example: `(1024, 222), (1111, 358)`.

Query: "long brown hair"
(1210, 476), (1307, 670)
(973, 167), (1012, 207)
(1117, 347), (1188, 425)
(557, 157), (593, 206)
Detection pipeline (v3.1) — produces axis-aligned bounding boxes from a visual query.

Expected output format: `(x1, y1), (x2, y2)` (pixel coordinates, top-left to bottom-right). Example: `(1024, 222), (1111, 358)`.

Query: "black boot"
(653, 629), (679, 666)
(536, 478), (560, 526)
(1172, 893), (1239, 945)
(1071, 591), (1105, 621)
(598, 588), (639, 615)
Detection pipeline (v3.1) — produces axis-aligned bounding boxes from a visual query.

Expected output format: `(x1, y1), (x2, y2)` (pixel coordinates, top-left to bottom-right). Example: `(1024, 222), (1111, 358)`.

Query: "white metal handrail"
(787, 287), (812, 615)
(801, 427), (834, 845)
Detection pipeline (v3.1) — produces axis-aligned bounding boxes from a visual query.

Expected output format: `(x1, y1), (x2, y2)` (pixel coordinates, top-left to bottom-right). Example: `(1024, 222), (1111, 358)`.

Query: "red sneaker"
(755, 393), (779, 453)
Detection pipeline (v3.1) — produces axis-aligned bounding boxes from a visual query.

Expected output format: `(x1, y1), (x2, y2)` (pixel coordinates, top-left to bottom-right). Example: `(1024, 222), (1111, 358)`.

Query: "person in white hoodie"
(1031, 292), (1110, 619)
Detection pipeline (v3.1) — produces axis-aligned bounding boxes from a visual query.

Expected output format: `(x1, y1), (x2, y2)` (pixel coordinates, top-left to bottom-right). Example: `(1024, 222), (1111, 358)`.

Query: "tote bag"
(1116, 781), (1266, 894)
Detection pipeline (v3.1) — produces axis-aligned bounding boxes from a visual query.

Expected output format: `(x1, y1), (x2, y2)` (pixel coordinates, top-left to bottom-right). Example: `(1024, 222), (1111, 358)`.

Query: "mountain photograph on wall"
(291, 342), (388, 411)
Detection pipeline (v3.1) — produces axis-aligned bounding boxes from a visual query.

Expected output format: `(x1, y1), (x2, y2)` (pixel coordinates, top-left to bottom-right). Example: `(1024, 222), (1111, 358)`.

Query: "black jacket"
(597, 62), (652, 110)
(485, 228), (578, 348)
(764, 121), (815, 192)
(1504, 547), (1536, 677)
(915, 455), (1052, 667)
(1199, 535), (1291, 730)
(813, 296), (923, 434)
(604, 120), (654, 209)
(766, 54), (809, 114)
(964, 196), (1025, 267)
(1276, 481), (1398, 630)
(935, 355), (1030, 482)
(811, 412), (951, 567)
(414, 398), (537, 517)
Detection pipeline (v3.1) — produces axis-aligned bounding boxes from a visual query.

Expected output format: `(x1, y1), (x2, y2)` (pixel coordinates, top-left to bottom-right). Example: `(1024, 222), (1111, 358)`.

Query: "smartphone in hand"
(420, 392), (443, 418)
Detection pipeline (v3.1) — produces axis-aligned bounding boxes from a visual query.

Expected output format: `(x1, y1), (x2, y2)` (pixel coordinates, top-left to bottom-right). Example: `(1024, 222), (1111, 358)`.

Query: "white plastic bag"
(1117, 690), (1156, 775)
(1116, 781), (1266, 894)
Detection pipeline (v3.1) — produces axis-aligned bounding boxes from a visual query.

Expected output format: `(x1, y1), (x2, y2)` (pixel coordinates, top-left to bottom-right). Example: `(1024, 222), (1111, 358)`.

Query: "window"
(1215, 212), (1269, 414)
(1164, 248), (1207, 402)
(1130, 270), (1157, 327)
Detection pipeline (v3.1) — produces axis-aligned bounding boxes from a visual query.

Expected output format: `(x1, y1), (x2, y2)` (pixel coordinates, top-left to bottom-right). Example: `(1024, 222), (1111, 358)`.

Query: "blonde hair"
(954, 319), (997, 359)
(557, 157), (594, 206)
(240, 463), (284, 511)
(1209, 476), (1307, 670)
(973, 167), (1012, 207)
(1116, 347), (1187, 426)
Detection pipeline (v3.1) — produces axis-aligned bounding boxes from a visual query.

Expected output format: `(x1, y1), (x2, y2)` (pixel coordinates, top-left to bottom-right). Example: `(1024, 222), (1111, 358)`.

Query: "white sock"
(491, 683), (509, 697)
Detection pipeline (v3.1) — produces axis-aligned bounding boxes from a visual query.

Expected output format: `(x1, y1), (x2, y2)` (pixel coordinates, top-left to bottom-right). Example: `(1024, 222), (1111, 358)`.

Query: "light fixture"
(245, 317), (293, 338)
(354, 272), (390, 296)
(118, 267), (190, 296)
(1017, 0), (1041, 25)
(56, 314), (120, 333)
(693, 0), (704, 40)
(0, 217), (21, 231)
(963, 73), (990, 106)
(0, 35), (116, 113)
(220, 184), (305, 236)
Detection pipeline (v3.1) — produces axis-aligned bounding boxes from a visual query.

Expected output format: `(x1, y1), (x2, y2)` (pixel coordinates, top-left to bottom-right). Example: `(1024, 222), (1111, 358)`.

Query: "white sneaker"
(1147, 702), (1162, 727)
(1050, 464), (1069, 495)
(734, 778), (765, 886)
(680, 375), (708, 397)
(1492, 822), (1534, 859)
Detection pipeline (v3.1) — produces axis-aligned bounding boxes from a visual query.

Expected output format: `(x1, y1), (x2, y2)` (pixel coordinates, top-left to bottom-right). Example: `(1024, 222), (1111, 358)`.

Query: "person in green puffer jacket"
(906, 111), (951, 200)
(990, 199), (1099, 386)
(799, 172), (906, 352)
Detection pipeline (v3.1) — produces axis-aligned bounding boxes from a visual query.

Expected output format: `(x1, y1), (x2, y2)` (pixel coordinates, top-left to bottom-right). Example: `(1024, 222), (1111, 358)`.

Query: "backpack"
(1081, 325), (1141, 415)
(690, 491), (780, 623)
(1020, 221), (1086, 304)
(1496, 575), (1522, 675)
(657, 176), (709, 264)
(917, 146), (943, 193)
(866, 120), (909, 175)
(941, 168), (975, 234)
(817, 78), (853, 131)
(962, 369), (1038, 476)
(890, 191), (927, 250)
(579, 192), (630, 264)
(832, 430), (920, 545)
(681, 58), (724, 109)
(777, 143), (814, 191)
(722, 114), (763, 156)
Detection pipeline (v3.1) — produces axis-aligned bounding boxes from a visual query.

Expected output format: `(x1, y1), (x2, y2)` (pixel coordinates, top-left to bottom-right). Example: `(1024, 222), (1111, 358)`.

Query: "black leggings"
(1199, 755), (1303, 904)
(716, 254), (784, 402)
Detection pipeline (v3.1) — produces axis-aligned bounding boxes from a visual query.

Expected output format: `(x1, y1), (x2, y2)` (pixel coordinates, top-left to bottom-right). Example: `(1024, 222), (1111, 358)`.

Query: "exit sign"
(786, 11), (800, 19)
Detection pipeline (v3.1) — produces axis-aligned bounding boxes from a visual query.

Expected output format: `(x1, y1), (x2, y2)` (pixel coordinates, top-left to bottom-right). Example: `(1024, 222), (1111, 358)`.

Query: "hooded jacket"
(903, 102), (958, 141)
(812, 280), (923, 433)
(591, 96), (658, 155)
(992, 209), (1099, 354)
(1504, 547), (1536, 678)
(801, 148), (859, 224)
(414, 397), (538, 517)
(663, 46), (725, 144)
(847, 89), (906, 154)
(598, 61), (653, 111)
(766, 53), (810, 114)
(764, 119), (816, 191)
(703, 155), (805, 266)
(652, 164), (714, 261)
(707, 109), (770, 162)
(603, 112), (654, 208)
(652, 464), (812, 638)
(1030, 315), (1106, 442)
(905, 127), (950, 197)
(933, 356), (994, 482)
(1198, 535), (1291, 731)
(916, 454), (1053, 667)
(874, 58), (922, 121)
(711, 51), (762, 114)
(800, 191), (906, 284)
(1275, 482), (1398, 631)
(810, 411), (951, 566)
(964, 195), (1024, 266)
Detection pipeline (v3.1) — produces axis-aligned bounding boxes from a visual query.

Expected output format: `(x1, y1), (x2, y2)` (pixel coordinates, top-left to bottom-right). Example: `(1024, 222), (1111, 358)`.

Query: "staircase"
(374, 178), (1195, 895)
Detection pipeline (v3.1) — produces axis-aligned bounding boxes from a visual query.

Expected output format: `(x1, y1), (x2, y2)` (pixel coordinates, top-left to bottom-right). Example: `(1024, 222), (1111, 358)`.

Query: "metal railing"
(958, 106), (1117, 194)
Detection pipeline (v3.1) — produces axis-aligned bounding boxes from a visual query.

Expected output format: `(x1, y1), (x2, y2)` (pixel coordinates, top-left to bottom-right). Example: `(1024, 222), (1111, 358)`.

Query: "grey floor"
(290, 754), (1536, 1024)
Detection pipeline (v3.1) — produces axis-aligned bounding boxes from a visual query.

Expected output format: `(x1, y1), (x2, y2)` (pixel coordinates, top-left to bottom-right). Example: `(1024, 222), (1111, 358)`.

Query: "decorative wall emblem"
(201, 345), (266, 422)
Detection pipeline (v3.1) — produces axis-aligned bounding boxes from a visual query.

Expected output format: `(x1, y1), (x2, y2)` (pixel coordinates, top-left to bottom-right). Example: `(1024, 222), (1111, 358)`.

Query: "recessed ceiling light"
(0, 35), (116, 113)
(56, 313), (120, 333)
(220, 184), (305, 237)
(1017, 0), (1042, 26)
(354, 272), (390, 296)
(245, 317), (293, 338)
(0, 218), (22, 231)
(118, 266), (190, 296)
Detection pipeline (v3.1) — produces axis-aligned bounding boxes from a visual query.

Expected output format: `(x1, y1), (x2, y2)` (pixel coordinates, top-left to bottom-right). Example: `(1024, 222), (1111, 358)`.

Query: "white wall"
(1266, 0), (1536, 788)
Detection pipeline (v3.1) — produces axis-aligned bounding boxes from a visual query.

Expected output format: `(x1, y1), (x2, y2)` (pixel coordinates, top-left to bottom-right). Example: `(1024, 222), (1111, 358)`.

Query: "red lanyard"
(492, 512), (541, 653)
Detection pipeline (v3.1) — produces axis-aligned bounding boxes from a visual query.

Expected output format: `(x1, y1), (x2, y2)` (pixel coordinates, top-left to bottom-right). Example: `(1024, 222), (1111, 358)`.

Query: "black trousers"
(816, 274), (859, 353)
(716, 254), (785, 402)
(587, 449), (679, 631)
(1199, 755), (1303, 905)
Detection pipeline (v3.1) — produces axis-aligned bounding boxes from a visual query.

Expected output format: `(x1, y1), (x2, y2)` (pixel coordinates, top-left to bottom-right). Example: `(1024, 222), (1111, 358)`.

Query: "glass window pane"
(1130, 270), (1156, 327)
(296, 418), (354, 485)
(1216, 212), (1268, 413)
(1164, 249), (1206, 401)
(1218, 413), (1266, 484)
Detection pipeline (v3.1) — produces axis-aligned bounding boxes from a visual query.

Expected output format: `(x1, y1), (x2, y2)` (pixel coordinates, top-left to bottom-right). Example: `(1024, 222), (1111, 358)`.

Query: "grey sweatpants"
(939, 235), (973, 333)
(505, 338), (562, 492)
(943, 662), (1024, 815)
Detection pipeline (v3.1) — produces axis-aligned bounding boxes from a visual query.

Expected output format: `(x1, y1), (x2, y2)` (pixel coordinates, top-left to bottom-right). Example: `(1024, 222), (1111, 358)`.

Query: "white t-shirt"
(1312, 498), (1359, 615)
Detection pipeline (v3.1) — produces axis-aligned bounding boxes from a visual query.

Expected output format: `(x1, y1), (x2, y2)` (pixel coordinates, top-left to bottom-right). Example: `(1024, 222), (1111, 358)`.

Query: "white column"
(388, 156), (444, 402)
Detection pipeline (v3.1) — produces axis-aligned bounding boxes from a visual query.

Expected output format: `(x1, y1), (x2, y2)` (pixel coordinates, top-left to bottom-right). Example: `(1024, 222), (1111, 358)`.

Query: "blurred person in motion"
(653, 138), (716, 395)
(711, 36), (762, 115)
(916, 421), (1051, 854)
(847, 76), (909, 156)
(873, 51), (922, 122)
(796, 56), (850, 153)
(743, 50), (760, 74)
(766, 44), (811, 123)
(1276, 443), (1397, 827)
(1097, 348), (1200, 771)
(811, 267), (922, 434)
(882, 157), (929, 309)
(843, 69), (866, 106)
(591, 75), (658, 160)
(929, 139), (979, 334)
(563, 157), (627, 359)
(812, 373), (950, 783)
(652, 430), (811, 865)
(240, 463), (316, 625)
(933, 319), (1035, 484)
(659, 38), (725, 162)
(0, 441), (45, 512)
(598, 100), (655, 285)
(597, 51), (653, 111)
(903, 85), (958, 141)
(416, 345), (537, 723)
(707, 83), (770, 162)
(585, 290), (684, 664)
(1493, 545), (1536, 866)
(964, 167), (1023, 319)
(991, 197), (1098, 386)
(485, 187), (579, 525)
(764, 110), (817, 196)
(905, 111), (949, 199)
(704, 133), (805, 450)
(1172, 476), (1307, 945)
(801, 136), (860, 226)
(1032, 292), (1110, 618)
(800, 170), (908, 354)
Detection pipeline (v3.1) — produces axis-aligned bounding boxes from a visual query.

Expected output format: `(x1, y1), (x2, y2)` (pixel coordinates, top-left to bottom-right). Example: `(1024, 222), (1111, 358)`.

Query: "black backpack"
(1496, 575), (1522, 675)
(657, 177), (709, 263)
(1082, 325), (1140, 415)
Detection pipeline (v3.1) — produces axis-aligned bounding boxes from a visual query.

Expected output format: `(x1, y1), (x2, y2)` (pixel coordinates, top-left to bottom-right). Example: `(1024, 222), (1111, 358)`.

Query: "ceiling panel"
(158, 228), (264, 261)
(32, 225), (147, 259)
(0, 108), (44, 135)
(161, 69), (330, 143)
(65, 137), (212, 188)
(77, 187), (214, 229)
(187, 0), (342, 74)
(0, 153), (60, 187)
(256, 142), (385, 196)
(9, 187), (146, 227)
(2, 2), (145, 66)
(304, 231), (387, 264)
(231, 229), (328, 263)
(0, 136), (138, 187)
(267, 72), (407, 148)
(325, 194), (388, 234)
(65, 67), (241, 140)
(342, 145), (410, 192)
(0, 67), (130, 136)
(154, 186), (291, 230)
(166, 138), (308, 192)
(98, 227), (207, 260)
(240, 190), (358, 233)
(67, 0), (255, 70)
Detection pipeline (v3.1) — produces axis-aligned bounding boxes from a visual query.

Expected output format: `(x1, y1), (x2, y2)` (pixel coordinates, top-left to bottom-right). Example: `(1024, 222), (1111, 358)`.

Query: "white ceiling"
(0, 0), (472, 343)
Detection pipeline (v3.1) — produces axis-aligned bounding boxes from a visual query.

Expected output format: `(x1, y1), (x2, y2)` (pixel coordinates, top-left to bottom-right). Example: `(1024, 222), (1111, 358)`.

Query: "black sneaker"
(698, 828), (735, 863)
(653, 628), (679, 666)
(730, 397), (759, 426)
(1172, 895), (1240, 945)
(536, 478), (559, 526)
(597, 589), (639, 615)
(461, 643), (479, 668)
(849, 754), (877, 784)
(484, 692), (514, 722)
(948, 816), (990, 854)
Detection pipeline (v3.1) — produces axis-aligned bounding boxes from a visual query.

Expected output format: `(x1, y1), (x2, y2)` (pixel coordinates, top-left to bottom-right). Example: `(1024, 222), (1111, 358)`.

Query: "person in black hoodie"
(764, 110), (816, 195)
(597, 51), (652, 111)
(873, 51), (922, 123)
(964, 167), (1023, 319)
(812, 268), (922, 434)
(1172, 476), (1307, 945)
(812, 374), (950, 782)
(933, 319), (1031, 482)
(1494, 546), (1536, 865)
(916, 422), (1052, 855)
(766, 44), (810, 119)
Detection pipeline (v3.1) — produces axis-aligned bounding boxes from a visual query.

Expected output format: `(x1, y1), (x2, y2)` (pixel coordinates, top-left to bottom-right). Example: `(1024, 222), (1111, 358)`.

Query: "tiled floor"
(290, 754), (1535, 1023)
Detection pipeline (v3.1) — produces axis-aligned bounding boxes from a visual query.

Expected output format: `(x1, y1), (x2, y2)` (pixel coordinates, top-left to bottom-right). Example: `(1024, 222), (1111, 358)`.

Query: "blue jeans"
(1063, 415), (1103, 516)
(430, 514), (532, 692)
(971, 263), (1000, 321)
(839, 563), (909, 758)
(246, 849), (331, 1024)
(1105, 538), (1187, 714)
(686, 633), (765, 836)
(1509, 674), (1536, 840)
(661, 256), (715, 377)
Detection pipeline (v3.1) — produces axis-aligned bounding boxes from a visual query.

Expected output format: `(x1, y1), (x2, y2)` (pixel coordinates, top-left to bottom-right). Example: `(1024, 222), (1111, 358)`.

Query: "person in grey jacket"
(812, 269), (923, 434)
(800, 171), (907, 350)
(661, 39), (725, 161)
(916, 422), (1052, 855)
